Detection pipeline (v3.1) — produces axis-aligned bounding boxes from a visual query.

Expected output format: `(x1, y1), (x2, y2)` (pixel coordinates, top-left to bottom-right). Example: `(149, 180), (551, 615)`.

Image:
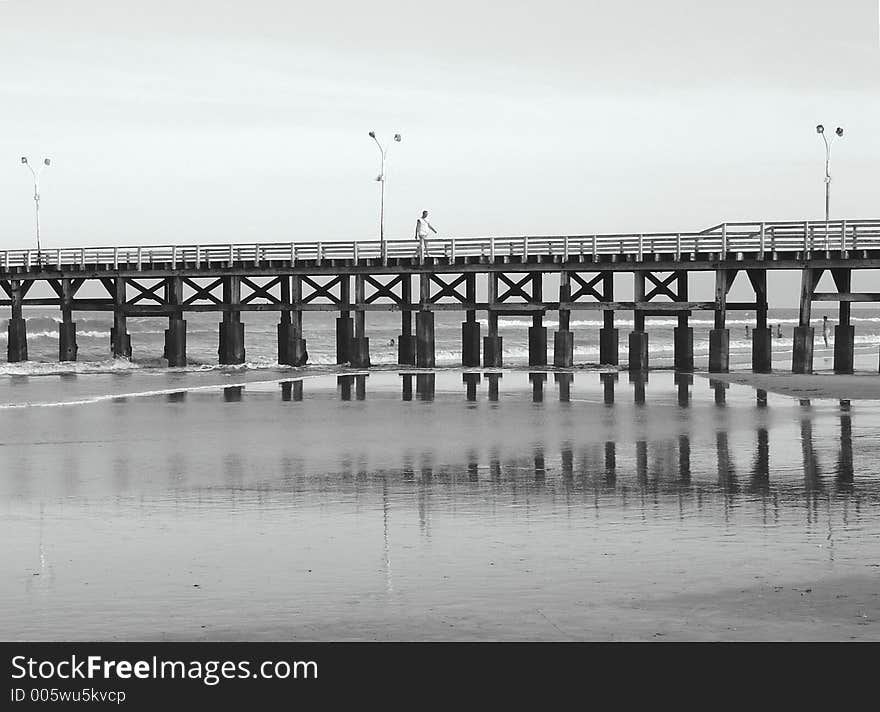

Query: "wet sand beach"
(704, 371), (880, 401)
(2, 369), (878, 641)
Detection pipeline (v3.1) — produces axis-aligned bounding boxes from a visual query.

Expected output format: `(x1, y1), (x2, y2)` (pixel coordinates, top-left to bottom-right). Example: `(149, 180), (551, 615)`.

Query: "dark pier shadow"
(629, 371), (647, 405)
(338, 375), (354, 401)
(487, 373), (502, 402)
(674, 372), (692, 407)
(529, 372), (547, 403)
(223, 386), (242, 402)
(416, 373), (435, 401)
(462, 372), (481, 402)
(601, 372), (618, 405)
(554, 372), (573, 402)
(280, 380), (303, 402)
(836, 400), (854, 492)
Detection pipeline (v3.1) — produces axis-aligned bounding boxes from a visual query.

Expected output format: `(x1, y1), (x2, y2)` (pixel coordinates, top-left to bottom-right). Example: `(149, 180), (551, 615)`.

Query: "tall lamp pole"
(21, 156), (51, 267)
(816, 124), (843, 223)
(368, 131), (401, 258)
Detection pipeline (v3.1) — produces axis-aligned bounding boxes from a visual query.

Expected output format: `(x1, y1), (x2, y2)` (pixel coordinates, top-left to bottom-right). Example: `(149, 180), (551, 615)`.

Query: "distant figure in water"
(823, 315), (829, 348)
(745, 325), (750, 338)
(776, 324), (783, 338)
(389, 338), (395, 346)
(415, 210), (437, 257)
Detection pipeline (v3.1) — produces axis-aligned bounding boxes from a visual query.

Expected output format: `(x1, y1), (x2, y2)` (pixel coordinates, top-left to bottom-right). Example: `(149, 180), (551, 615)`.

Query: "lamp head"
(393, 133), (402, 142)
(816, 124), (825, 134)
(835, 127), (844, 137)
(21, 156), (27, 164)
(368, 130), (376, 139)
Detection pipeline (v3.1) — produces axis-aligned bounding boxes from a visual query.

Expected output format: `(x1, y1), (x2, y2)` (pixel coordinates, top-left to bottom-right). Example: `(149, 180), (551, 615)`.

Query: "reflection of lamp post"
(816, 125), (843, 222)
(368, 131), (402, 258)
(21, 156), (51, 267)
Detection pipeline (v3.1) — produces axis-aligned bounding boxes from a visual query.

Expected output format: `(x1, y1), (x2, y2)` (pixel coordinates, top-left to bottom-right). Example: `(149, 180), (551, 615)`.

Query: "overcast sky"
(1, 0), (878, 270)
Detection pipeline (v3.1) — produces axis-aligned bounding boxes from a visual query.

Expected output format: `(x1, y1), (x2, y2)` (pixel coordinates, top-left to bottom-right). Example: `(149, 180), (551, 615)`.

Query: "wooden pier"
(1, 218), (879, 373)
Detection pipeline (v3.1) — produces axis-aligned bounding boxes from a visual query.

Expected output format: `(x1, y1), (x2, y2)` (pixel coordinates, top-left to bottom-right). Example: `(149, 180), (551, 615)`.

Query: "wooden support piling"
(164, 276), (187, 367)
(7, 279), (27, 362)
(554, 271), (574, 367)
(461, 272), (480, 366)
(398, 274), (416, 365)
(628, 272), (648, 371)
(416, 273), (434, 367)
(673, 271), (693, 371)
(709, 269), (732, 373)
(599, 273), (618, 365)
(219, 275), (245, 364)
(831, 268), (854, 374)
(110, 277), (132, 359)
(528, 272), (547, 366)
(336, 275), (353, 364)
(483, 273), (502, 367)
(792, 267), (821, 374)
(747, 269), (771, 373)
(278, 275), (308, 366)
(350, 274), (370, 367)
(58, 277), (78, 362)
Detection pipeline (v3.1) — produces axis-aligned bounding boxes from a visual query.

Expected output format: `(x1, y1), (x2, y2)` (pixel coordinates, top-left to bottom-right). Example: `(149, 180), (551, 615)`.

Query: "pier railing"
(3, 219), (880, 271)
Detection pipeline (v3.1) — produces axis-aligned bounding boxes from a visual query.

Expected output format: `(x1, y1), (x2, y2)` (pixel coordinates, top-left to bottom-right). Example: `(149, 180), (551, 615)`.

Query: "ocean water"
(1, 305), (878, 376)
(1, 369), (879, 641)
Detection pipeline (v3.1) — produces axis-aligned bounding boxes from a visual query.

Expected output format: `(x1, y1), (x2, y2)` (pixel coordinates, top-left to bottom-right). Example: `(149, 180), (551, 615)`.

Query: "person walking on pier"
(415, 210), (437, 258)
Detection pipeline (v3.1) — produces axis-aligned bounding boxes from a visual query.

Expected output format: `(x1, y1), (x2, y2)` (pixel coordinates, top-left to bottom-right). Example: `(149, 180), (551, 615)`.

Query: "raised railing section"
(2, 219), (879, 271)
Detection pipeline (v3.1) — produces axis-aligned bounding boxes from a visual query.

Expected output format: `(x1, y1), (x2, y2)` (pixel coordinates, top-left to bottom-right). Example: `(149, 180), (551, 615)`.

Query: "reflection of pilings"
(800, 410), (822, 492)
(529, 372), (546, 402)
(338, 375), (354, 401)
(420, 451), (434, 482)
(463, 372), (481, 401)
(604, 441), (616, 484)
(490, 448), (502, 481)
(716, 431), (737, 491)
(416, 373), (435, 401)
(402, 452), (415, 481)
(356, 374), (367, 401)
(223, 386), (242, 402)
(678, 434), (691, 484)
(600, 372), (618, 405)
(561, 445), (573, 480)
(534, 446), (545, 481)
(487, 373), (502, 402)
(750, 427), (770, 492)
(629, 371), (647, 405)
(554, 372), (573, 402)
(467, 450), (479, 482)
(674, 372), (692, 407)
(837, 400), (853, 488)
(710, 378), (728, 406)
(401, 374), (413, 401)
(756, 388), (768, 408)
(636, 440), (648, 485)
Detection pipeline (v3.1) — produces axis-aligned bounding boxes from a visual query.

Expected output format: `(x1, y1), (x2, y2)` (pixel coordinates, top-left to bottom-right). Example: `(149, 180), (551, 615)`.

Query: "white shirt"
(416, 217), (433, 238)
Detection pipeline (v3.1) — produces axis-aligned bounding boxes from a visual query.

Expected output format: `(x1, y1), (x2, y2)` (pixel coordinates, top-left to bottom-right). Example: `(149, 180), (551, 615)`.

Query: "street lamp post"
(816, 125), (843, 242)
(368, 131), (402, 259)
(21, 156), (51, 267)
